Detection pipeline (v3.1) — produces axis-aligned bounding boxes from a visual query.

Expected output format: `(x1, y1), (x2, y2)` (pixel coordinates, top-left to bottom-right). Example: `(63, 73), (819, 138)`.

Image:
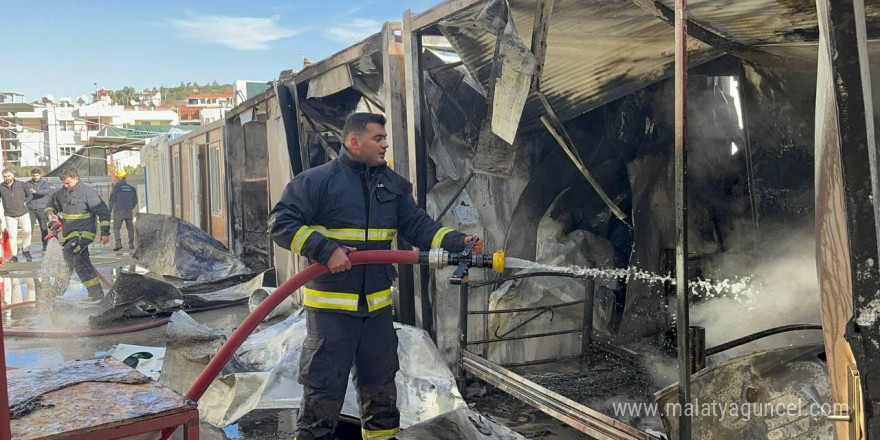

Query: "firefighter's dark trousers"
(62, 238), (103, 298)
(296, 308), (400, 440)
(30, 209), (48, 249)
(113, 212), (134, 248)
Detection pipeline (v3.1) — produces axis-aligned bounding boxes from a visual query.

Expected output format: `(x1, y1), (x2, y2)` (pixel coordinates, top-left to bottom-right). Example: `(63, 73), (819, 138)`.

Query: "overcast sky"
(1, 0), (437, 102)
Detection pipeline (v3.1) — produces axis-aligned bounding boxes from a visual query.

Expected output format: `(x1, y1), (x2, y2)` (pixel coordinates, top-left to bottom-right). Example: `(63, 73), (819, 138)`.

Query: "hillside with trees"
(108, 81), (233, 106)
(161, 81), (233, 105)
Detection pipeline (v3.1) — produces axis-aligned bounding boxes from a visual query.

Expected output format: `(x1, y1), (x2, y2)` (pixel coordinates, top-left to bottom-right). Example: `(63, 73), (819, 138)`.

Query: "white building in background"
(233, 80), (272, 106)
(0, 91), (179, 169)
(177, 92), (234, 125)
(74, 100), (178, 142)
(138, 88), (162, 107)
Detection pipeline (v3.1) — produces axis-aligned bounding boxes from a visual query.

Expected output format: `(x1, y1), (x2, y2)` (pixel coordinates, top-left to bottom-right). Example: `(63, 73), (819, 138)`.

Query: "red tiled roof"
(177, 106), (202, 120)
(186, 93), (233, 99)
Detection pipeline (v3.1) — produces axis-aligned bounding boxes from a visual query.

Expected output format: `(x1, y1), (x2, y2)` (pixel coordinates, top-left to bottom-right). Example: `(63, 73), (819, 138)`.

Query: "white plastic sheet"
(162, 310), (466, 428)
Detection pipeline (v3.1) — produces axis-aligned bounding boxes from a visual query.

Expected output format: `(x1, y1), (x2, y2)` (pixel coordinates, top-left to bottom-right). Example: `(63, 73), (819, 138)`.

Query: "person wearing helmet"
(109, 168), (138, 252)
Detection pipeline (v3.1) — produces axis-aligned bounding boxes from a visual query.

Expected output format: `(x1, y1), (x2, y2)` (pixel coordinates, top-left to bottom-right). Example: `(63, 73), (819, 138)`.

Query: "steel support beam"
(461, 350), (655, 440)
(288, 81), (311, 172)
(403, 9), (434, 337)
(629, 0), (812, 70)
(674, 0), (692, 439)
(300, 111), (339, 161)
(0, 303), (11, 440)
(538, 92), (629, 223)
(819, 0), (880, 436)
(381, 22), (417, 326)
(273, 82), (305, 176)
(529, 0), (555, 91)
(295, 35), (384, 84)
(411, 0), (490, 31)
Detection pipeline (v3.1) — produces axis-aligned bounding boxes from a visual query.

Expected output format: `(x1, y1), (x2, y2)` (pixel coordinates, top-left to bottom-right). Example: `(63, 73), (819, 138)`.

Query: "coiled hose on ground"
(160, 249), (421, 439)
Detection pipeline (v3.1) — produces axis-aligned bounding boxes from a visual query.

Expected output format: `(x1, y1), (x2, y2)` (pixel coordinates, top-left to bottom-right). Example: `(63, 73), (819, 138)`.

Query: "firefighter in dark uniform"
(270, 113), (483, 440)
(45, 167), (111, 299)
(109, 168), (138, 251)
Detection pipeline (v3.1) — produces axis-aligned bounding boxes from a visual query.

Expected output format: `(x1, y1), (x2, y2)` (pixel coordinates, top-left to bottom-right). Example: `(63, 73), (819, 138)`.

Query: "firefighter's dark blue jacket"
(270, 147), (467, 315)
(45, 181), (111, 244)
(109, 179), (138, 214)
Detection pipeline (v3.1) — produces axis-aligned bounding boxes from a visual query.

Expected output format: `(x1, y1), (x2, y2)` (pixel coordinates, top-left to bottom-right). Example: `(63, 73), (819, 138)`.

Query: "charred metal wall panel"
(225, 106), (271, 273)
(740, 63), (816, 224)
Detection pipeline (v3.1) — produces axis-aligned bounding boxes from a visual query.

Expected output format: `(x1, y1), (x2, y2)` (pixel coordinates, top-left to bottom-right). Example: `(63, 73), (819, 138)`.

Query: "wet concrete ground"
(3, 245), (651, 439)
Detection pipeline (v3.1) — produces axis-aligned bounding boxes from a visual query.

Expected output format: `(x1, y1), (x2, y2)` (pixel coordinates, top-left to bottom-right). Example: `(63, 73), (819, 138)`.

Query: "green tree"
(123, 164), (143, 176)
(7, 165), (42, 177)
(112, 86), (136, 106)
(160, 82), (234, 105)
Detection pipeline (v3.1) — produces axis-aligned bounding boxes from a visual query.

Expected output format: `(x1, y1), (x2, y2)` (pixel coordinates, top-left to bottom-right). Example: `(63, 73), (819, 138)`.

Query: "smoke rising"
(691, 223), (822, 361)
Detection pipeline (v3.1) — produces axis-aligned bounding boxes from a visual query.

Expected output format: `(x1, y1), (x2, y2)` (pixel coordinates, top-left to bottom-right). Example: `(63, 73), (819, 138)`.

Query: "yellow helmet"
(115, 169), (127, 179)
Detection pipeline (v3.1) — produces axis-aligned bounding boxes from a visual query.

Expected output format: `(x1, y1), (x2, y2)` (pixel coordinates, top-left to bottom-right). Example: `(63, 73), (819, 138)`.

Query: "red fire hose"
(160, 249), (420, 439)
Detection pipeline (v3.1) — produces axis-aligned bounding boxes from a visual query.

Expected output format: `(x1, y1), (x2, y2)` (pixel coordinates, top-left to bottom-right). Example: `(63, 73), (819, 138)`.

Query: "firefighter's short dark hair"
(59, 167), (80, 180)
(343, 113), (386, 148)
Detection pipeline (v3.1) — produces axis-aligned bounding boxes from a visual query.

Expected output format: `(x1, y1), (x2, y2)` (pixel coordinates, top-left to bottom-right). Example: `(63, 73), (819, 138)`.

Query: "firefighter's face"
(350, 123), (388, 168)
(61, 177), (79, 189)
(2, 173), (13, 185)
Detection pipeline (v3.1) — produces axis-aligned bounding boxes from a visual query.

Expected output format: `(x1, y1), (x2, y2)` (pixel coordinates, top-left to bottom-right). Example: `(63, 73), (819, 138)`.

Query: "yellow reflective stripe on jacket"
(61, 212), (91, 220)
(99, 220), (110, 227)
(62, 230), (97, 242)
(302, 287), (394, 312)
(302, 288), (359, 311)
(366, 288), (393, 312)
(290, 225), (315, 254)
(366, 228), (396, 241)
(83, 277), (101, 288)
(362, 427), (399, 440)
(311, 226), (396, 241)
(431, 227), (453, 248)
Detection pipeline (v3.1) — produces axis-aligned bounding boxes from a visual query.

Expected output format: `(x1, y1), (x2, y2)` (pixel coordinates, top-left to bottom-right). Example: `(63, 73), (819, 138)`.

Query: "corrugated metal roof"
(432, 0), (880, 131)
(440, 0), (717, 130)
(660, 0), (819, 45)
(94, 124), (195, 140)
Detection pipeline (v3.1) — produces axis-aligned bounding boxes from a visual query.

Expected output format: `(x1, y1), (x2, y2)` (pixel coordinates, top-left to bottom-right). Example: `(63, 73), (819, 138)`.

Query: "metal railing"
(454, 262), (658, 440)
(462, 266), (595, 355)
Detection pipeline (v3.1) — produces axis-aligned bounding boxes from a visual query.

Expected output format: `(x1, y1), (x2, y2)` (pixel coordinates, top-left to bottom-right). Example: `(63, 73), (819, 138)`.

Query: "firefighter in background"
(45, 167), (111, 299)
(270, 113), (483, 440)
(109, 168), (138, 251)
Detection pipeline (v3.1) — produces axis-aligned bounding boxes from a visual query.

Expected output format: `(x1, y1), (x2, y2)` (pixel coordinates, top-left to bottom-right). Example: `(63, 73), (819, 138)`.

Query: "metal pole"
(0, 304), (12, 439)
(582, 261), (596, 357)
(674, 0), (692, 438)
(110, 147), (115, 182)
(459, 279), (469, 381)
(689, 326), (705, 373)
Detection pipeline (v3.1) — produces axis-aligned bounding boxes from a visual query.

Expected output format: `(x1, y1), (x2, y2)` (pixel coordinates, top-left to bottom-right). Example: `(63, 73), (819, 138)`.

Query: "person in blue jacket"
(108, 169), (138, 251)
(270, 112), (482, 440)
(23, 168), (55, 252)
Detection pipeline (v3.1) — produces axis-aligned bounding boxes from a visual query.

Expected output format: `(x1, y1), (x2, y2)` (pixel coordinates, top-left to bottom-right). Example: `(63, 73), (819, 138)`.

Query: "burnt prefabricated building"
(399, 0), (880, 437)
(141, 0), (880, 437)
